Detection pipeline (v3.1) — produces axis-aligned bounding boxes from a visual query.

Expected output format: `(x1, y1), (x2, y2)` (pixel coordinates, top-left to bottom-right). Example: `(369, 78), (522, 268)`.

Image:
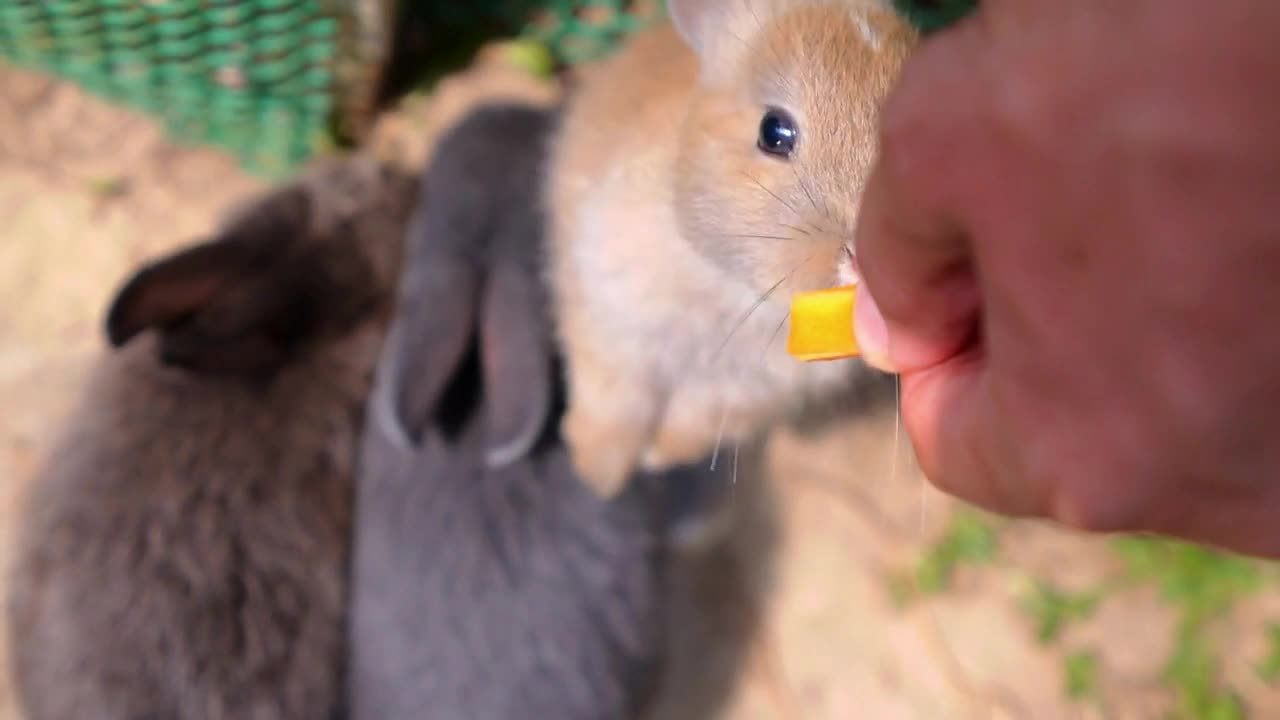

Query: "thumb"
(900, 357), (1046, 520)
(852, 20), (985, 373)
(852, 169), (977, 373)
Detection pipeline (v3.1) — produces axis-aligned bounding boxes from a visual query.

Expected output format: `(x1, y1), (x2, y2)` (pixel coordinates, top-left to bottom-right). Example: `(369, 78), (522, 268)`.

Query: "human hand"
(854, 0), (1280, 557)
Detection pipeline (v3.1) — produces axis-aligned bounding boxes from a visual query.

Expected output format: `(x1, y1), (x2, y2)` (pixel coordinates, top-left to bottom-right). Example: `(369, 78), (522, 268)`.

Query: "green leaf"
(1111, 538), (1264, 617)
(1105, 536), (1278, 716)
(1164, 617), (1245, 720)
(914, 554), (949, 595)
(1064, 650), (1099, 701)
(1021, 580), (1103, 646)
(1257, 622), (1280, 685)
(907, 510), (1000, 596)
(497, 39), (556, 78)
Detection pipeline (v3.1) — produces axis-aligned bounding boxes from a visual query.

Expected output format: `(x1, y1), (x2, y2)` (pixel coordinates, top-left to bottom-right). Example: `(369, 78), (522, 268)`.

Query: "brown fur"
(546, 0), (918, 496)
(7, 156), (418, 720)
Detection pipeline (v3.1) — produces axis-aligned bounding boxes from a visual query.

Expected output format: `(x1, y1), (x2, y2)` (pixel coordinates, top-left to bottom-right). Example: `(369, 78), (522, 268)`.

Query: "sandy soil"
(2, 55), (1277, 720)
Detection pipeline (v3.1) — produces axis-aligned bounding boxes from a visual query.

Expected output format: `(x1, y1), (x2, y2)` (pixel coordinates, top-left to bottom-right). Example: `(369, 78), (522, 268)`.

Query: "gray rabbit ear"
(378, 171), (491, 444)
(381, 260), (483, 445)
(479, 259), (555, 469)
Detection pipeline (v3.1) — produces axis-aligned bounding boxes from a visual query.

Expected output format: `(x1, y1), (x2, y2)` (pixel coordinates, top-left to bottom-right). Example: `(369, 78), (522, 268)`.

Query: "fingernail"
(854, 282), (896, 372)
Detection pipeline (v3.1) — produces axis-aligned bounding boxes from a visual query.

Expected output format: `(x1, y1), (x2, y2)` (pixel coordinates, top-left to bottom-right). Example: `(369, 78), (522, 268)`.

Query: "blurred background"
(1, 1), (1279, 718)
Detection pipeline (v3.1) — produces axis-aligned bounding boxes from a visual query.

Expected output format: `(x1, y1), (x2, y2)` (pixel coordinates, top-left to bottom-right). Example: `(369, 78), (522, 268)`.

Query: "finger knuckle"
(1050, 480), (1145, 534)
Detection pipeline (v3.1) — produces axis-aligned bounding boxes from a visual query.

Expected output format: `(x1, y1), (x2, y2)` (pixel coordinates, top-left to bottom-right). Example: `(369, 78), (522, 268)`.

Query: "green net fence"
(0, 1), (969, 177)
(0, 0), (661, 176)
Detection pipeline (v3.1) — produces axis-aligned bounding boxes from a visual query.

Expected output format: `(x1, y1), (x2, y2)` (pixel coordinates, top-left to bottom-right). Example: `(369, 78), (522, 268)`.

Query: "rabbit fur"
(7, 155), (418, 720)
(546, 0), (917, 497)
(347, 102), (735, 720)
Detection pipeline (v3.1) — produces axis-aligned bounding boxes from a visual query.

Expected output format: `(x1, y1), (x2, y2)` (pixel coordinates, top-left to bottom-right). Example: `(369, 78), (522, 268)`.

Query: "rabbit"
(544, 0), (920, 497)
(6, 155), (419, 720)
(347, 102), (736, 720)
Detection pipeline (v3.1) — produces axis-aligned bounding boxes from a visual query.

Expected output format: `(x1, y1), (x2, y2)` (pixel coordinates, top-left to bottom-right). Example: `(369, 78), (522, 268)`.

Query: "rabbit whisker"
(710, 405), (729, 471)
(761, 310), (791, 364)
(792, 164), (822, 215)
(713, 264), (799, 361)
(712, 233), (794, 242)
(745, 173), (802, 216)
(797, 164), (839, 225)
(715, 278), (787, 359)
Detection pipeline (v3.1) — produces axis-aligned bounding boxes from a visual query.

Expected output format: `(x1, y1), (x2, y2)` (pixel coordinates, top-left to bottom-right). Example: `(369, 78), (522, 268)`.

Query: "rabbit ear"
(382, 261), (483, 445)
(376, 158), (499, 442)
(669, 0), (767, 63)
(669, 0), (721, 56)
(105, 238), (260, 348)
(479, 255), (555, 468)
(104, 186), (322, 375)
(381, 123), (521, 443)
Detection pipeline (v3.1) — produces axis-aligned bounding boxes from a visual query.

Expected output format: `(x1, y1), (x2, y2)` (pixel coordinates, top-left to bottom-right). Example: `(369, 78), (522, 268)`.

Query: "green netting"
(0, 0), (659, 177)
(0, 0), (380, 176)
(0, 1), (959, 177)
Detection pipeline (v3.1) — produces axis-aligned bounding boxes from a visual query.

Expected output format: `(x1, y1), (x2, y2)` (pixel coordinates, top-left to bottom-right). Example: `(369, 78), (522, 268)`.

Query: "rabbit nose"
(837, 242), (860, 287)
(845, 243), (859, 275)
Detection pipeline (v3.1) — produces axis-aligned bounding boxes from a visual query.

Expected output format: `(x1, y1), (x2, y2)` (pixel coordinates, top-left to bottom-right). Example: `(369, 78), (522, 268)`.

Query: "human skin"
(853, 0), (1280, 558)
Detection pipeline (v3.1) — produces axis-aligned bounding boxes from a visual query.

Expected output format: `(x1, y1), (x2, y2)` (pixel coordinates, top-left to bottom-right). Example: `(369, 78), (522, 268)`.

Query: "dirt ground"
(2, 55), (1278, 720)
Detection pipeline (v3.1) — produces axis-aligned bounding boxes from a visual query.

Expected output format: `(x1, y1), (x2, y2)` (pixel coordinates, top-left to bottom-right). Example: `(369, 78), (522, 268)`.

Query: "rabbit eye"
(757, 108), (798, 158)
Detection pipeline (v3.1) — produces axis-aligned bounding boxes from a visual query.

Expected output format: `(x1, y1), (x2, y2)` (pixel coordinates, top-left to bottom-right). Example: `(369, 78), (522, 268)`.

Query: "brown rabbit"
(545, 0), (919, 497)
(7, 155), (418, 720)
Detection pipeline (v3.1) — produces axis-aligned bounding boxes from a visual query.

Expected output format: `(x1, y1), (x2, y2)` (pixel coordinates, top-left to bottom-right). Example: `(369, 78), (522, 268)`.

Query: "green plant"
(912, 509), (1000, 596)
(1112, 538), (1265, 616)
(496, 39), (556, 78)
(884, 509), (999, 607)
(1257, 623), (1280, 686)
(1164, 619), (1246, 720)
(898, 507), (1280, 716)
(1111, 537), (1267, 719)
(1021, 580), (1104, 645)
(1064, 650), (1100, 701)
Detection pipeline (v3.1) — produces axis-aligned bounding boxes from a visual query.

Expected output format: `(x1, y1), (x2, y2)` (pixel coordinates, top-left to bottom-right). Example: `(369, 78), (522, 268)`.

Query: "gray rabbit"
(7, 156), (419, 720)
(346, 103), (735, 720)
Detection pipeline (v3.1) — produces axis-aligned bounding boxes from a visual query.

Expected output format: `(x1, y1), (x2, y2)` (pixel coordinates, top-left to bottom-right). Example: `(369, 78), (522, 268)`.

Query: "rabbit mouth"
(836, 243), (859, 287)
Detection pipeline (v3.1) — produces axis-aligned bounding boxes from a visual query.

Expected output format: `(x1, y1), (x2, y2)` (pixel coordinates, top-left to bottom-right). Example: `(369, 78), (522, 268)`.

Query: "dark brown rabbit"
(7, 155), (418, 720)
(347, 102), (735, 720)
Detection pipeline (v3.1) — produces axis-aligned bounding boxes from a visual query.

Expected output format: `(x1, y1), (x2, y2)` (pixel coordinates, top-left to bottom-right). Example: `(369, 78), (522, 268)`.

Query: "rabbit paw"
(562, 407), (646, 499)
(640, 419), (723, 473)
